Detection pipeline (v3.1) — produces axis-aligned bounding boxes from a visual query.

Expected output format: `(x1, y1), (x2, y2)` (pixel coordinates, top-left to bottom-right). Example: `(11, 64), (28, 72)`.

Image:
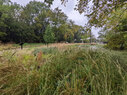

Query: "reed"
(0, 47), (126, 95)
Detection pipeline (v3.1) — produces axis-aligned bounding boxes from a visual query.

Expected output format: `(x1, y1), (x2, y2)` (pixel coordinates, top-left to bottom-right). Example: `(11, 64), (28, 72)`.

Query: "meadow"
(0, 43), (127, 95)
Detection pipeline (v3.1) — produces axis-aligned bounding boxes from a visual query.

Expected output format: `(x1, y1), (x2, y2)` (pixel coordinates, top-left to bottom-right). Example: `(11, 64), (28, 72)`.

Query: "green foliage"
(45, 0), (127, 27)
(44, 25), (55, 44)
(0, 32), (6, 40)
(0, 1), (84, 43)
(98, 4), (127, 50)
(108, 32), (127, 50)
(106, 33), (127, 50)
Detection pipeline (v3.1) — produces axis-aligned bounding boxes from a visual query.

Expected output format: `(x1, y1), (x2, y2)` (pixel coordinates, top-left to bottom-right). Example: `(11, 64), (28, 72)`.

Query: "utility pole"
(88, 29), (92, 44)
(90, 31), (92, 44)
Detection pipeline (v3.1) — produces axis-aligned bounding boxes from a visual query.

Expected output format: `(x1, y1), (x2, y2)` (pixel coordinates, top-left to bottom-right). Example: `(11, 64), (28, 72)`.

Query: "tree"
(20, 1), (48, 25)
(0, 0), (15, 42)
(0, 0), (85, 44)
(107, 33), (127, 50)
(43, 25), (55, 45)
(98, 5), (127, 49)
(45, 0), (127, 27)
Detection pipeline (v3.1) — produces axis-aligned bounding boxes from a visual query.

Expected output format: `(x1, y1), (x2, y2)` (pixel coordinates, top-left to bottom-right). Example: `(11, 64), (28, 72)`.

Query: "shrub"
(106, 33), (127, 50)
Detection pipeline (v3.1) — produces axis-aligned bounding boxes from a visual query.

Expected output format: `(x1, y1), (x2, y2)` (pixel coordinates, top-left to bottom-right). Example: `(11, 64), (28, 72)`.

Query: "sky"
(11, 0), (100, 37)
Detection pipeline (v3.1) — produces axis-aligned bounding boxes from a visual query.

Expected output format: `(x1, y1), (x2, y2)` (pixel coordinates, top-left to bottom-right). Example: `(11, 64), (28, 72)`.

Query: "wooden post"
(19, 42), (24, 50)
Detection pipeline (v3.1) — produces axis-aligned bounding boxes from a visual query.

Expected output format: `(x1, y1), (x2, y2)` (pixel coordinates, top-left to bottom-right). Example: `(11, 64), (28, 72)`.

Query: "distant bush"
(0, 48), (127, 95)
(106, 33), (127, 50)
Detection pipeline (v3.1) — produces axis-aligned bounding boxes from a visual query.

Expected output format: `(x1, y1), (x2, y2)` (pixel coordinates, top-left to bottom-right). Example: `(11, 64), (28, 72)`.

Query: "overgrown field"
(0, 45), (127, 95)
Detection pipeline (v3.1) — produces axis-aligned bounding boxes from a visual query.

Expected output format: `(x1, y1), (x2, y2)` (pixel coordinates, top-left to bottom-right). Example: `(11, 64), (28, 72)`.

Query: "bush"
(106, 33), (127, 50)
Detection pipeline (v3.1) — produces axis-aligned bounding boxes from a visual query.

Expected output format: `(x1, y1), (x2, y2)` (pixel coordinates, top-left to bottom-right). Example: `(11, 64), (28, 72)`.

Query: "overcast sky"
(11, 0), (100, 37)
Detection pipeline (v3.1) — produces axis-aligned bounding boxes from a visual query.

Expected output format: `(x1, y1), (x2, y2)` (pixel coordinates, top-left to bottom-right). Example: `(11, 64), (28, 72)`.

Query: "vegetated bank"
(0, 47), (127, 95)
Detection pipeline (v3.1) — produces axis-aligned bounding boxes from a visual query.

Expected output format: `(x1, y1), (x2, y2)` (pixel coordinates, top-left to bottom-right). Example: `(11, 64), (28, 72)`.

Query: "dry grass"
(0, 46), (126, 95)
(0, 43), (96, 56)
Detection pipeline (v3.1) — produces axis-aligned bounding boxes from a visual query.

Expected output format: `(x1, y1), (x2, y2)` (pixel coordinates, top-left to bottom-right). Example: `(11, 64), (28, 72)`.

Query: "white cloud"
(11, 0), (44, 5)
(51, 0), (87, 26)
(67, 10), (87, 26)
(92, 27), (101, 38)
(11, 0), (31, 5)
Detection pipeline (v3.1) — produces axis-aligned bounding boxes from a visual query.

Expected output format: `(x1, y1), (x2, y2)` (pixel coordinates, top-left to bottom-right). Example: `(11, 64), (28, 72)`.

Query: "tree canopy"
(98, 4), (127, 49)
(0, 0), (89, 43)
(44, 25), (55, 44)
(45, 0), (127, 27)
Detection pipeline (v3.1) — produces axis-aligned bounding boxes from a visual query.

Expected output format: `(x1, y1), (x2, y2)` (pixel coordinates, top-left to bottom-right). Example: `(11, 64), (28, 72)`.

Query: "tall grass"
(0, 52), (40, 95)
(0, 47), (127, 95)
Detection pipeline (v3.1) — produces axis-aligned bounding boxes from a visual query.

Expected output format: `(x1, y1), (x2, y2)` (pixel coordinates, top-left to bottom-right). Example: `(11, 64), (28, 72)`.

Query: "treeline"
(0, 0), (94, 44)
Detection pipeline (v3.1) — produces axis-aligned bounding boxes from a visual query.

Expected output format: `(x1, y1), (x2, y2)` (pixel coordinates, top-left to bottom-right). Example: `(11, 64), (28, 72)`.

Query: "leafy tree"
(44, 25), (55, 45)
(45, 0), (127, 27)
(0, 32), (7, 41)
(98, 5), (127, 49)
(0, 0), (14, 42)
(0, 0), (85, 44)
(106, 33), (127, 50)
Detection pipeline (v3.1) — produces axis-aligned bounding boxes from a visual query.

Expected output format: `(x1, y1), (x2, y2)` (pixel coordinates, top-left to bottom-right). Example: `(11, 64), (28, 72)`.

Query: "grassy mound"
(0, 48), (127, 95)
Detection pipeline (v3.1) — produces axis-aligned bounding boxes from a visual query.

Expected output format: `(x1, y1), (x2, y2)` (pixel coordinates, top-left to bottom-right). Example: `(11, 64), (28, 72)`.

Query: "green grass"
(32, 47), (58, 55)
(111, 50), (127, 64)
(23, 43), (44, 46)
(39, 48), (127, 95)
(0, 47), (127, 95)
